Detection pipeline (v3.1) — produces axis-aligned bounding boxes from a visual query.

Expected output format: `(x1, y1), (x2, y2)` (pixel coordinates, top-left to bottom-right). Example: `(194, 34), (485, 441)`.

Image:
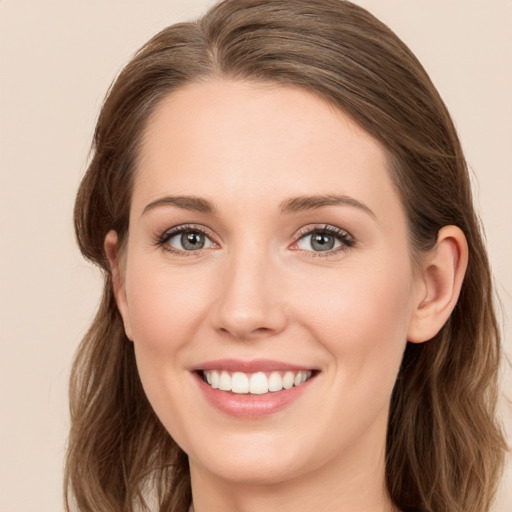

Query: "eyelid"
(290, 224), (355, 255)
(154, 222), (354, 257)
(155, 223), (220, 254)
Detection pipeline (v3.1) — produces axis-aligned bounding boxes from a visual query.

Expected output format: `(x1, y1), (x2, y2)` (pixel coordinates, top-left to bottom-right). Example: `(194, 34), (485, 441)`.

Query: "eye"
(292, 225), (354, 254)
(158, 226), (216, 253)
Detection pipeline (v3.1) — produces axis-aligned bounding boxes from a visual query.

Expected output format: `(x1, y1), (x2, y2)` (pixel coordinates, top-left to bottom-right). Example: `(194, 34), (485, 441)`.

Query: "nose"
(210, 247), (288, 341)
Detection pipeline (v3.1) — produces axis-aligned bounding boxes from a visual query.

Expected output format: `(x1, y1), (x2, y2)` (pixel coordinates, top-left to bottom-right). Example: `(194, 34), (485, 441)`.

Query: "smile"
(193, 359), (318, 417)
(201, 370), (313, 395)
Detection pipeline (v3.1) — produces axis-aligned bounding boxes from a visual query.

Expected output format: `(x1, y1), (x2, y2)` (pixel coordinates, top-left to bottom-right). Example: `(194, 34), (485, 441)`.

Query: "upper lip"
(191, 359), (316, 373)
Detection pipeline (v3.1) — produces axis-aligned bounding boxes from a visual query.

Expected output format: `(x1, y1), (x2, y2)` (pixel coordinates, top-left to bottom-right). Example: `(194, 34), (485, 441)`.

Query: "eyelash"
(291, 224), (355, 257)
(155, 223), (355, 257)
(156, 224), (217, 257)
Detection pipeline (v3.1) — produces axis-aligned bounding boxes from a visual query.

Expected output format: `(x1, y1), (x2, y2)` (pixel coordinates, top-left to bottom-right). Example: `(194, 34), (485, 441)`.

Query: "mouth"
(197, 369), (315, 395)
(192, 359), (319, 417)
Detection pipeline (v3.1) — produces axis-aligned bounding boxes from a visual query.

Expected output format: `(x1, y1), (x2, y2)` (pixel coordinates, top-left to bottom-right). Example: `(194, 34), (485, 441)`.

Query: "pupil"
(181, 231), (205, 250)
(311, 233), (334, 251)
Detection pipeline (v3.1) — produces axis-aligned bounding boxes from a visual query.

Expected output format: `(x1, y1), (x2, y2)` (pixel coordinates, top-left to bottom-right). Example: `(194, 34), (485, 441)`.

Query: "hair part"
(68, 1), (506, 511)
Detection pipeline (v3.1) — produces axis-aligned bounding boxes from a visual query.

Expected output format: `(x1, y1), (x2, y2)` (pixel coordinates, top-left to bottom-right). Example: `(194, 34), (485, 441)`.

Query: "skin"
(106, 80), (468, 512)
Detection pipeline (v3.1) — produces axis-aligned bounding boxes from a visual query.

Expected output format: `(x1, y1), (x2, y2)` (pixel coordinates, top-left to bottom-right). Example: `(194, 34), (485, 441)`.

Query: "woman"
(67, 1), (507, 511)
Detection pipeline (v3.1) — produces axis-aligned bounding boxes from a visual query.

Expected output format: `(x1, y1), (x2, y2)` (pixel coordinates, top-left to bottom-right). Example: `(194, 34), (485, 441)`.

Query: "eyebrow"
(142, 196), (216, 216)
(279, 194), (376, 218)
(141, 193), (375, 219)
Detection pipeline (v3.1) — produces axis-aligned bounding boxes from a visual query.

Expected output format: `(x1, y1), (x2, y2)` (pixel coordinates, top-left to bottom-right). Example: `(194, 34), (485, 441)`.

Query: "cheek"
(285, 258), (415, 451)
(122, 257), (215, 442)
(124, 258), (211, 354)
(295, 257), (413, 379)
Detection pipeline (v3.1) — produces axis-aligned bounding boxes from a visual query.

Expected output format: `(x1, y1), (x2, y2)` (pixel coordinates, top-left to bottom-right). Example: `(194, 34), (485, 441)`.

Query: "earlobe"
(104, 230), (134, 341)
(407, 226), (468, 344)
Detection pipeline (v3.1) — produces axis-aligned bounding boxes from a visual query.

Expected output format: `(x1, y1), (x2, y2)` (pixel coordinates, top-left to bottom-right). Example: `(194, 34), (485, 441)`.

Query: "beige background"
(0, 1), (510, 510)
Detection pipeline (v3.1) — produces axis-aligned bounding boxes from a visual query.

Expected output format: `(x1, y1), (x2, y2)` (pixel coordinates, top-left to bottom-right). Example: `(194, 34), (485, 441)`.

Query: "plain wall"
(0, 1), (510, 510)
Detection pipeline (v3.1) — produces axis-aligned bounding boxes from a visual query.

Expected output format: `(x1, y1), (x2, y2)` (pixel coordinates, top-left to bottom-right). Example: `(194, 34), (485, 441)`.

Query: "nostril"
(217, 325), (275, 340)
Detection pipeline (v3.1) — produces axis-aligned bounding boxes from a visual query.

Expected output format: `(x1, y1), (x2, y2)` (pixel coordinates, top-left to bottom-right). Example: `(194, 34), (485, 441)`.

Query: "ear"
(104, 230), (133, 341)
(407, 225), (468, 343)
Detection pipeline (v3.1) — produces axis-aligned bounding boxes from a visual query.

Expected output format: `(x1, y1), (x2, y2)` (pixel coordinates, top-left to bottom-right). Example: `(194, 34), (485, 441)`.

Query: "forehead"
(133, 79), (402, 225)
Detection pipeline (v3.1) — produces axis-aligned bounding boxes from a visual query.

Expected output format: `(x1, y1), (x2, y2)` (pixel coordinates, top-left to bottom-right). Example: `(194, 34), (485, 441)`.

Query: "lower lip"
(193, 373), (315, 418)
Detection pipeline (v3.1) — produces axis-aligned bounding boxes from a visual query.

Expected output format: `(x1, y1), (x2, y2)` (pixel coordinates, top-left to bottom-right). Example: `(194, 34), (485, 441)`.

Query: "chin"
(185, 428), (326, 486)
(195, 452), (308, 486)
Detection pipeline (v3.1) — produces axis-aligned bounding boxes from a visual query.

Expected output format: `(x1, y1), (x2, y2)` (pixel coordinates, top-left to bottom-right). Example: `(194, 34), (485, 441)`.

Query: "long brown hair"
(67, 1), (506, 511)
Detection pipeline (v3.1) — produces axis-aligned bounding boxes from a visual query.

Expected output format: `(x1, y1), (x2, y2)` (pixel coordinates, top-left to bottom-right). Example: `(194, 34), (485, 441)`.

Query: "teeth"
(210, 370), (219, 389)
(268, 371), (283, 392)
(249, 372), (268, 394)
(202, 369), (313, 394)
(232, 372), (249, 394)
(218, 371), (231, 391)
(283, 371), (294, 389)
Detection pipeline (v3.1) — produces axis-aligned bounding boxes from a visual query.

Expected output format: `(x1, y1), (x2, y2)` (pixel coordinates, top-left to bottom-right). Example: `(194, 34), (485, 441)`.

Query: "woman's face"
(112, 80), (425, 486)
